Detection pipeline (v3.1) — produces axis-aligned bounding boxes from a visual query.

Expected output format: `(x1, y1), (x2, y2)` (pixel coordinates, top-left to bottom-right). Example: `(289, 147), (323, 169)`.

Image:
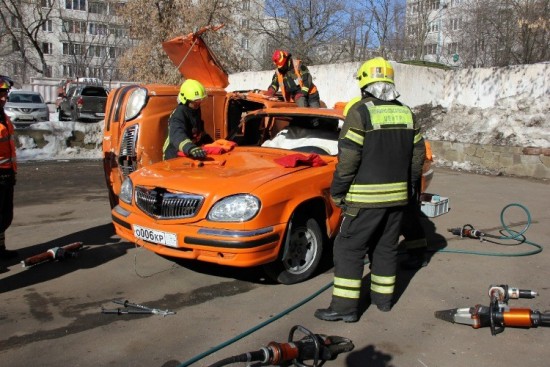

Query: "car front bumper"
(112, 205), (284, 267)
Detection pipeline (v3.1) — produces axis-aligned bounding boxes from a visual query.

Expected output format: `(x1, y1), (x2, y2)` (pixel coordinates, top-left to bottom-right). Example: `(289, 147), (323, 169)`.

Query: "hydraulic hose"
(441, 203), (543, 257)
(178, 203), (543, 366)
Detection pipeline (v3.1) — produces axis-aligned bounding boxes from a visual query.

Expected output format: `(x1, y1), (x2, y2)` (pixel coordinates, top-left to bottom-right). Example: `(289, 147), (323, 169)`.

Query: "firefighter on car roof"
(163, 79), (213, 160)
(0, 76), (18, 260)
(265, 50), (321, 108)
(315, 57), (425, 322)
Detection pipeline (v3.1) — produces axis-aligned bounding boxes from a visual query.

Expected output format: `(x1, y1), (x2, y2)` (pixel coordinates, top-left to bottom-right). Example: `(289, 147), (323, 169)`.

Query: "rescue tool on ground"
(435, 284), (550, 335)
(101, 299), (176, 317)
(21, 242), (84, 268)
(207, 325), (354, 367)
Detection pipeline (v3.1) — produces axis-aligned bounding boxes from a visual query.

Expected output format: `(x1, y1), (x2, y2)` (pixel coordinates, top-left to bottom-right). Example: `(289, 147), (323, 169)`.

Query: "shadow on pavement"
(0, 223), (134, 294)
(346, 344), (394, 367)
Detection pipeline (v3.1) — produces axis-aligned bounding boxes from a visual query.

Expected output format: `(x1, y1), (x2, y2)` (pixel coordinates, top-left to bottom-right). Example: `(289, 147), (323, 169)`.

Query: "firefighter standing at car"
(315, 57), (425, 322)
(163, 79), (213, 160)
(265, 50), (320, 108)
(0, 77), (18, 260)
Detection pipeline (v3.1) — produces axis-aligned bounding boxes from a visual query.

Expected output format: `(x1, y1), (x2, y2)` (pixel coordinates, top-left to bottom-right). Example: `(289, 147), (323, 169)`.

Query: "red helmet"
(272, 50), (289, 68)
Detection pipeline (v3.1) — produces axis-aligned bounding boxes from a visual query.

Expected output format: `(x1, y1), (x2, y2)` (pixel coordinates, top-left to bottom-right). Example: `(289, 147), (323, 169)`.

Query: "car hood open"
(162, 25), (229, 89)
(131, 149), (325, 196)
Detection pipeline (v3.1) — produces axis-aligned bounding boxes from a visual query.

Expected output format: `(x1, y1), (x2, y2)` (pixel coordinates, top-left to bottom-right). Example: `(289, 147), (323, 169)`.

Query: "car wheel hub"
(284, 226), (317, 274)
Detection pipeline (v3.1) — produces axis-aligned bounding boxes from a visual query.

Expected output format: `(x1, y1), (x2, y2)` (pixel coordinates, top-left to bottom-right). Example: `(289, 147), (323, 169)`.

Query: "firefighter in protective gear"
(265, 50), (320, 107)
(315, 57), (425, 322)
(163, 79), (213, 160)
(0, 76), (18, 260)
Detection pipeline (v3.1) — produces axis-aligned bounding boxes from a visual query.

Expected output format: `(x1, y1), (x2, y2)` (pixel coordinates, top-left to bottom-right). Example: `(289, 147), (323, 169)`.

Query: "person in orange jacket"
(265, 50), (320, 107)
(0, 76), (18, 260)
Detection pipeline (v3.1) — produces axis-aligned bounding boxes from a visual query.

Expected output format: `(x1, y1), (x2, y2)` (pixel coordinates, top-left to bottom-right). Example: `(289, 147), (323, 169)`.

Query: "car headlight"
(125, 87), (147, 121)
(208, 194), (260, 222)
(119, 177), (134, 204)
(4, 107), (13, 112)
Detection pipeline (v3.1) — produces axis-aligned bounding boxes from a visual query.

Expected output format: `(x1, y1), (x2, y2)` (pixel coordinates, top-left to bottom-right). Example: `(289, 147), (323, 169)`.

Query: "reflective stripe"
(333, 287), (360, 299)
(368, 105), (413, 129)
(346, 182), (407, 203)
(301, 86), (309, 93)
(178, 139), (192, 152)
(344, 129), (364, 145)
(334, 277), (362, 288)
(0, 157), (15, 165)
(371, 274), (396, 295)
(371, 274), (396, 284)
(414, 132), (423, 144)
(371, 283), (395, 294)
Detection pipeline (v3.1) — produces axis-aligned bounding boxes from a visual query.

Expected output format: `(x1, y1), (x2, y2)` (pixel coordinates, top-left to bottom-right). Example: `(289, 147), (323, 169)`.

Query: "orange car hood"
(162, 25), (229, 89)
(132, 149), (328, 195)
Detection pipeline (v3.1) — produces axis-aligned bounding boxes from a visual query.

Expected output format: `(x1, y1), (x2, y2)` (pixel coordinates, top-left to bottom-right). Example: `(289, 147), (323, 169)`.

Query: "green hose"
(177, 203), (543, 366)
(437, 203), (543, 257)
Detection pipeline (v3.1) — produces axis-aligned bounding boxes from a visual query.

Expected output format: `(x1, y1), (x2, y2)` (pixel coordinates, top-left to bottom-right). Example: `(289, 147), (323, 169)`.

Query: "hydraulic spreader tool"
(207, 325), (354, 367)
(435, 285), (550, 335)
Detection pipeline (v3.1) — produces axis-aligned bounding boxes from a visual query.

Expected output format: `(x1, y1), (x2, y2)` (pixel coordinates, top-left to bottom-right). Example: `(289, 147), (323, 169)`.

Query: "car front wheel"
(264, 216), (324, 284)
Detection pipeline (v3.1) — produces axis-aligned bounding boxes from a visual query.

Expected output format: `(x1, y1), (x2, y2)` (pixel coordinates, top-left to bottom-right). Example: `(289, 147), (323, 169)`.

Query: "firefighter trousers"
(330, 206), (404, 313)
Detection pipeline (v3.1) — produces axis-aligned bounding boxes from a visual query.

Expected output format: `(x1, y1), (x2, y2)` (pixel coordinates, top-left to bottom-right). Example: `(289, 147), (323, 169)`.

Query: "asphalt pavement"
(1, 160), (549, 367)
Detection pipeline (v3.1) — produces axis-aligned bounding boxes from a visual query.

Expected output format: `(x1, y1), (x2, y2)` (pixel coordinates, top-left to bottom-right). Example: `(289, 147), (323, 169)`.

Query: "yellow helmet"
(343, 96), (362, 116)
(0, 78), (11, 91)
(356, 57), (394, 89)
(178, 79), (207, 104)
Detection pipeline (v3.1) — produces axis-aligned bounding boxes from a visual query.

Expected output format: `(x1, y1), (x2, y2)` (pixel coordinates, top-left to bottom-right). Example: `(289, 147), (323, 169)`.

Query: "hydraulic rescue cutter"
(435, 285), (550, 335)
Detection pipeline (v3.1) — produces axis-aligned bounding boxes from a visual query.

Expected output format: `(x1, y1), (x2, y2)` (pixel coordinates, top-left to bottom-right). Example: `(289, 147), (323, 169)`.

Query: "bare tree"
(249, 0), (348, 66)
(117, 0), (242, 83)
(0, 0), (56, 81)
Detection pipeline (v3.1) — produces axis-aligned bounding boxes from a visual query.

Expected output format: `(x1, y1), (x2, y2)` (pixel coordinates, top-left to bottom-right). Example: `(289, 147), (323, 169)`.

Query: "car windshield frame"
(8, 92), (45, 104)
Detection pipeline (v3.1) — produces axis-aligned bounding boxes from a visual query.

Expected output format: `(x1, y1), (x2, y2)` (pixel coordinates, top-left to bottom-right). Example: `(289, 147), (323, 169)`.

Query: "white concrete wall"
(228, 61), (549, 110)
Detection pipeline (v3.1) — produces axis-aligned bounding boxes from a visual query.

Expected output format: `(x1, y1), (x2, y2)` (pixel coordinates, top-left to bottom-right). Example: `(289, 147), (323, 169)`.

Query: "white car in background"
(5, 90), (49, 127)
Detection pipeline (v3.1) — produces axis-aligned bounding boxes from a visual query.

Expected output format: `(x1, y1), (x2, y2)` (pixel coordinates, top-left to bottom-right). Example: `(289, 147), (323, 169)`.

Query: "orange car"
(104, 26), (433, 284)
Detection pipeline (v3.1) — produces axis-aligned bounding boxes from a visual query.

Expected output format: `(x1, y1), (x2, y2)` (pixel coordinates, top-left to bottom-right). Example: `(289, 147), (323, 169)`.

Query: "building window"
(63, 64), (77, 77)
(89, 23), (108, 35)
(63, 42), (82, 55)
(241, 38), (249, 50)
(424, 43), (437, 55)
(242, 0), (250, 11)
(430, 0), (440, 11)
(44, 65), (52, 77)
(42, 42), (53, 54)
(89, 1), (108, 14)
(450, 18), (462, 31)
(41, 0), (53, 7)
(109, 26), (127, 38)
(63, 19), (86, 34)
(451, 0), (462, 6)
(429, 22), (439, 33)
(65, 0), (86, 11)
(42, 20), (53, 32)
(241, 19), (249, 29)
(447, 42), (459, 55)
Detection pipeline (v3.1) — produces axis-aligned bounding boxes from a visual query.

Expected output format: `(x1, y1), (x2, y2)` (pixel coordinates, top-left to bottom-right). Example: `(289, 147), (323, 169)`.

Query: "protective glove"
(264, 88), (275, 97)
(188, 146), (207, 159)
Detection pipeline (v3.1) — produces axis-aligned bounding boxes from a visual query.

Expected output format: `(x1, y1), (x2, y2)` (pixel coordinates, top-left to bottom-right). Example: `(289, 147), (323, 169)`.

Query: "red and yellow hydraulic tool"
(435, 285), (550, 335)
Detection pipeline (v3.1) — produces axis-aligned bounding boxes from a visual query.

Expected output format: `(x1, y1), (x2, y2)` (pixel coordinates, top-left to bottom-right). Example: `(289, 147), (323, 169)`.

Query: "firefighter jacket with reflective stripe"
(331, 97), (424, 209)
(163, 103), (205, 160)
(0, 111), (16, 173)
(269, 59), (318, 102)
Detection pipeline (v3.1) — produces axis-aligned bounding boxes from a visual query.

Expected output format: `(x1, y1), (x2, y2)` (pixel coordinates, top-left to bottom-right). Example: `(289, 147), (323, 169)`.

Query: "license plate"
(19, 115), (34, 120)
(133, 225), (178, 247)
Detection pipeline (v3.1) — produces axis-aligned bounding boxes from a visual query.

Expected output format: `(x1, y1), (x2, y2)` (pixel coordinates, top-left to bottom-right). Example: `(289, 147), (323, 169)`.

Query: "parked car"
(4, 90), (49, 127)
(58, 84), (108, 122)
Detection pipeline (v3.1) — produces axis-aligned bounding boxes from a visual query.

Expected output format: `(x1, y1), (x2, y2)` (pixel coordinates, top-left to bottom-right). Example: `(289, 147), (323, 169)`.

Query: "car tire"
(263, 216), (324, 285)
(58, 109), (65, 121)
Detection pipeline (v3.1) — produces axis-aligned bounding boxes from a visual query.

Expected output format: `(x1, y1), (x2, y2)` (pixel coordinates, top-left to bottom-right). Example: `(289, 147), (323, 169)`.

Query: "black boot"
(0, 245), (18, 260)
(314, 307), (358, 323)
(400, 251), (428, 270)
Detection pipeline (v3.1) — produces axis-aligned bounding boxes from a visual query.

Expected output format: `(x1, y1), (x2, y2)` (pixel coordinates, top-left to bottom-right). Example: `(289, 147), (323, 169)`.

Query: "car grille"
(135, 186), (204, 219)
(119, 125), (138, 177)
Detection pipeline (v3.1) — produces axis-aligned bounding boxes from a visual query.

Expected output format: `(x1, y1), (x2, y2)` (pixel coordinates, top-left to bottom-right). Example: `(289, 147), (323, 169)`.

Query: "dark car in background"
(4, 90), (49, 127)
(58, 84), (108, 122)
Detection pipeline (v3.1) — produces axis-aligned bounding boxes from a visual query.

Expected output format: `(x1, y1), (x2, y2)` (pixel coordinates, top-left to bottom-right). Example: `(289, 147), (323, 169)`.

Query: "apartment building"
(0, 0), (132, 86)
(405, 0), (464, 66)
